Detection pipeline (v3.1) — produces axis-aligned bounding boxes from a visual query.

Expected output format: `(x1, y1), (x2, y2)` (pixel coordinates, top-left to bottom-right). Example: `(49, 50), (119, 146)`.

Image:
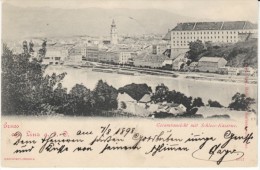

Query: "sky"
(3, 0), (258, 22)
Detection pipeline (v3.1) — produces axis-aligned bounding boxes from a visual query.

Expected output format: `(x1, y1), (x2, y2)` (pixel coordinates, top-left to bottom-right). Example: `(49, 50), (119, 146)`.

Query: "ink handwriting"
(8, 126), (254, 166)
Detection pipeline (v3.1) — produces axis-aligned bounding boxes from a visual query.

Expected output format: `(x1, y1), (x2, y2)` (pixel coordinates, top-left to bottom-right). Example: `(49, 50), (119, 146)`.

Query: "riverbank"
(49, 65), (258, 85)
(72, 64), (257, 84)
(185, 75), (257, 84)
(91, 65), (179, 77)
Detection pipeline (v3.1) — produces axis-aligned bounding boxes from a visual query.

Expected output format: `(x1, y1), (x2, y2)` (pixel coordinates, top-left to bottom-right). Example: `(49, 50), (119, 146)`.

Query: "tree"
(166, 91), (192, 111)
(93, 80), (118, 110)
(192, 97), (204, 108)
(205, 41), (213, 51)
(2, 44), (43, 115)
(1, 44), (67, 115)
(38, 40), (47, 58)
(65, 84), (93, 116)
(52, 83), (68, 112)
(22, 41), (28, 54)
(186, 60), (192, 66)
(208, 99), (223, 108)
(151, 85), (193, 111)
(29, 40), (34, 53)
(187, 40), (204, 62)
(228, 93), (255, 111)
(118, 83), (152, 101)
(151, 83), (169, 103)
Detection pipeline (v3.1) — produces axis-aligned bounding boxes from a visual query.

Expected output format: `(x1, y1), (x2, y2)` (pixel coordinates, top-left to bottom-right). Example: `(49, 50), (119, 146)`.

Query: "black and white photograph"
(1, 0), (258, 168)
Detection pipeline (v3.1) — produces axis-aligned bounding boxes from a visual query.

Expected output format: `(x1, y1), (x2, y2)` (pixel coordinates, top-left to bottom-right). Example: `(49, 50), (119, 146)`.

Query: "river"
(45, 65), (257, 107)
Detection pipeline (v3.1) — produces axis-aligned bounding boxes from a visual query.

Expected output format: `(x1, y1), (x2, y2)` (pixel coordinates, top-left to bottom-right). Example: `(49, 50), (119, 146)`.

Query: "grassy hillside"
(199, 39), (257, 68)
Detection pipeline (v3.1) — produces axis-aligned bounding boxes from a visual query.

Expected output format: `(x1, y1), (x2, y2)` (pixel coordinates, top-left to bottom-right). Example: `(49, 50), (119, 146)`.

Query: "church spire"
(110, 19), (118, 45)
(112, 19), (116, 26)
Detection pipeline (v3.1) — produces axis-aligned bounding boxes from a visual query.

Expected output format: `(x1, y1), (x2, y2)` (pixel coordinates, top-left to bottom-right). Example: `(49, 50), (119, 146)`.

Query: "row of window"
(86, 52), (98, 55)
(173, 36), (237, 40)
(44, 57), (61, 60)
(121, 57), (131, 60)
(173, 36), (237, 43)
(173, 30), (253, 35)
(136, 59), (165, 62)
(173, 40), (236, 47)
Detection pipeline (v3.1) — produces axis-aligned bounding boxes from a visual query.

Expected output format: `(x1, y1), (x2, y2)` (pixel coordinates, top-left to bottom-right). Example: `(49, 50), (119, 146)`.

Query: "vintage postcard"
(1, 0), (258, 168)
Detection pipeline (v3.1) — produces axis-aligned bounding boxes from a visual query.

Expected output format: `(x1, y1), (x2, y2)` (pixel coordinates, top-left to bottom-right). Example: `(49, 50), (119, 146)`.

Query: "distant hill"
(198, 39), (258, 68)
(2, 4), (193, 40)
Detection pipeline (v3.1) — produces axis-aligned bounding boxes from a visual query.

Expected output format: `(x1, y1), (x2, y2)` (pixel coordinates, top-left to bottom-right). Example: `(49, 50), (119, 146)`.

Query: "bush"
(119, 83), (152, 101)
(151, 84), (193, 111)
(228, 93), (255, 111)
(208, 99), (223, 108)
(192, 97), (204, 108)
(93, 80), (118, 110)
(207, 114), (230, 119)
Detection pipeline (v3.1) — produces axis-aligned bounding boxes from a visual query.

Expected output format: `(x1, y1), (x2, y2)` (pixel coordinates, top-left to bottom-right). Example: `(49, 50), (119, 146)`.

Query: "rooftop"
(172, 21), (257, 31)
(135, 53), (168, 62)
(199, 57), (226, 62)
(189, 62), (198, 66)
(162, 31), (171, 40)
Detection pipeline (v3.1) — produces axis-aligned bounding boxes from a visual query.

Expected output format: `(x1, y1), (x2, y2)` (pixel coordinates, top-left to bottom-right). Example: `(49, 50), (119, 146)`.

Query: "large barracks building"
(168, 21), (257, 58)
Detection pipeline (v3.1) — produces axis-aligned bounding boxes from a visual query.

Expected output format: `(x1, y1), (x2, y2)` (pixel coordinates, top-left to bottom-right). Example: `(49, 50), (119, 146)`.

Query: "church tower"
(110, 19), (118, 45)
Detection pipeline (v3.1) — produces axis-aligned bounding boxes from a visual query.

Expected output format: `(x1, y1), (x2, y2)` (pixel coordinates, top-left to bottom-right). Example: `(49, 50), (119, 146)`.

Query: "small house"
(138, 94), (151, 103)
(239, 67), (255, 76)
(117, 92), (152, 117)
(228, 67), (240, 76)
(198, 57), (227, 73)
(168, 104), (187, 115)
(218, 67), (229, 74)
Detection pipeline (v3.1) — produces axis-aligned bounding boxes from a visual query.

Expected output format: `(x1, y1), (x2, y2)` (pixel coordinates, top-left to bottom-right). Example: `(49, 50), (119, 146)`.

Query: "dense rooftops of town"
(106, 44), (134, 52)
(134, 52), (168, 61)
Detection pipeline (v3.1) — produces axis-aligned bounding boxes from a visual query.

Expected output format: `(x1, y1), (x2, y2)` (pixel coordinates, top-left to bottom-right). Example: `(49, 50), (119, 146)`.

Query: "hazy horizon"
(4, 0), (258, 21)
(2, 0), (258, 40)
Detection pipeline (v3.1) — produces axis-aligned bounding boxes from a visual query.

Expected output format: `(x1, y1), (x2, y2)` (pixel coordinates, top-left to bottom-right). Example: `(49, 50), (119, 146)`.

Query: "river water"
(45, 65), (257, 107)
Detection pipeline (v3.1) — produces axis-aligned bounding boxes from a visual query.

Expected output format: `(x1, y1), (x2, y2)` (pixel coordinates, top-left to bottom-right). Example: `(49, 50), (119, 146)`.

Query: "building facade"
(239, 67), (255, 76)
(83, 46), (99, 62)
(134, 54), (168, 68)
(227, 67), (240, 75)
(98, 50), (119, 63)
(118, 51), (132, 64)
(152, 43), (168, 55)
(197, 57), (227, 73)
(170, 21), (257, 58)
(42, 48), (68, 65)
